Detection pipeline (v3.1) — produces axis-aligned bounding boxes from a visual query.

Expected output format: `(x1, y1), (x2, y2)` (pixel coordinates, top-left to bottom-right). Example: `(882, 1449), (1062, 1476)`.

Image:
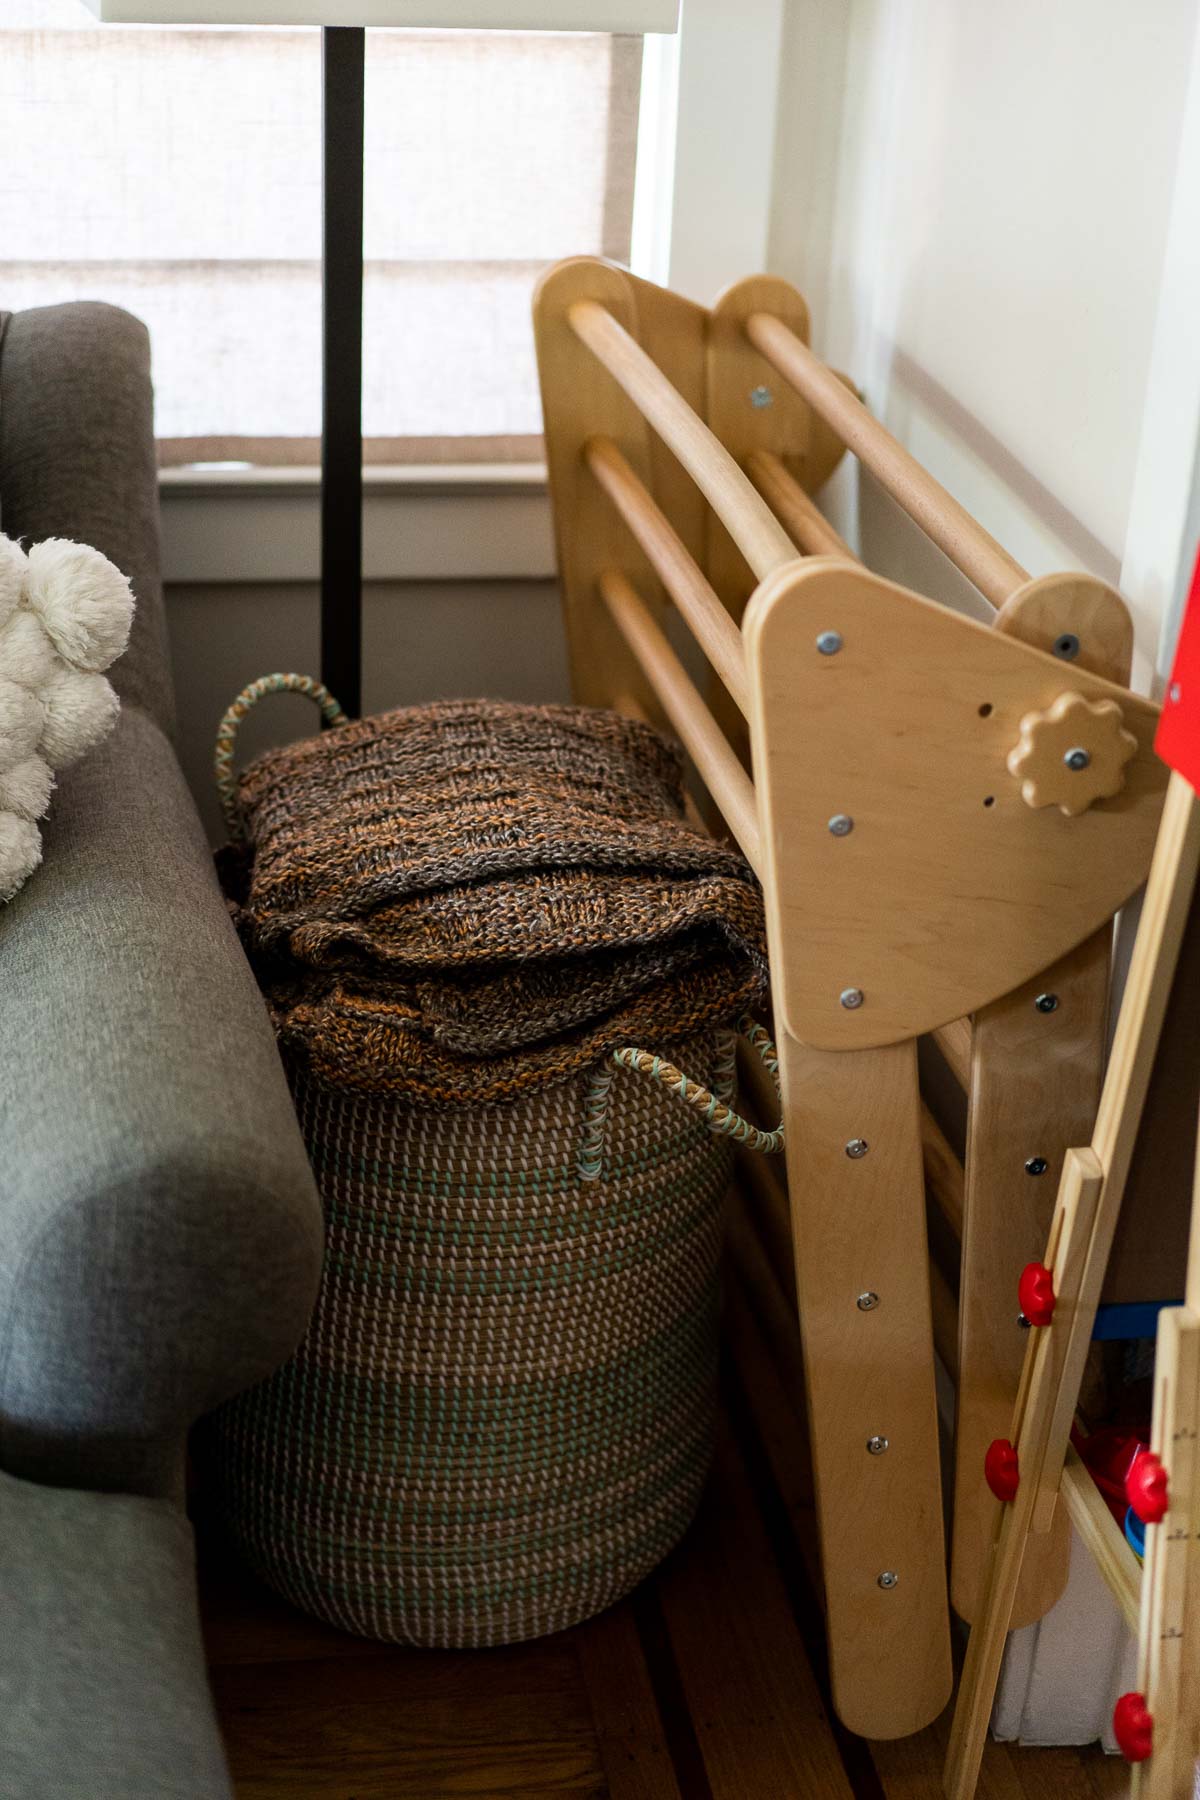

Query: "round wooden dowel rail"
(746, 450), (856, 561)
(597, 568), (763, 876)
(568, 299), (799, 584)
(745, 312), (1028, 610)
(585, 436), (751, 718)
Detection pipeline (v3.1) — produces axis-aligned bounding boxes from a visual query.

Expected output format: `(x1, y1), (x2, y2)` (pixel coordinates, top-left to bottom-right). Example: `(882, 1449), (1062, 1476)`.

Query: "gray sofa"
(0, 303), (324, 1796)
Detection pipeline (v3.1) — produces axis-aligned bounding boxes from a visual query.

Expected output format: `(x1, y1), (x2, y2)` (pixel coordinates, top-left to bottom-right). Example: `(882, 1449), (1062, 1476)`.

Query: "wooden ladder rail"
(560, 282), (956, 1739)
(1128, 1110), (1200, 1797)
(736, 390), (1123, 1629)
(944, 770), (1200, 1798)
(537, 258), (1153, 1740)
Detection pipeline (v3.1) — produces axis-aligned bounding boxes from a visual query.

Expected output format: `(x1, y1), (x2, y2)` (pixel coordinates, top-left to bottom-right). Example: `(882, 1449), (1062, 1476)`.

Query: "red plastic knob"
(985, 1437), (1020, 1502)
(1113, 1691), (1153, 1763)
(1017, 1260), (1056, 1327)
(1126, 1449), (1169, 1525)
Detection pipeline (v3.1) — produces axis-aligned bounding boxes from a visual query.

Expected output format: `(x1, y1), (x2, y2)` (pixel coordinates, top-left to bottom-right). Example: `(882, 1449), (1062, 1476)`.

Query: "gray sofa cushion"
(0, 704), (323, 1497)
(0, 1467), (233, 1799)
(0, 302), (174, 736)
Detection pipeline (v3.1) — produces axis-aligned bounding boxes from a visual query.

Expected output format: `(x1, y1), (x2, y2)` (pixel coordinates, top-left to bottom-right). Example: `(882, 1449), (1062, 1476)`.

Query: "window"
(0, 3), (642, 465)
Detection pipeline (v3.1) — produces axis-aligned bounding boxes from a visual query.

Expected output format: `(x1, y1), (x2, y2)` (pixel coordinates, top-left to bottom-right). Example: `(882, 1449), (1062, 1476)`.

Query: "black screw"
(1017, 1314), (1032, 1330)
(1054, 633), (1081, 660)
(1035, 993), (1059, 1014)
(1025, 1156), (1048, 1176)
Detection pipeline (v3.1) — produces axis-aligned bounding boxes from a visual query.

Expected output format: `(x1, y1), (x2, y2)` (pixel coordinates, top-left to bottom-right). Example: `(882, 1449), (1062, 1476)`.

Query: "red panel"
(1156, 544), (1200, 790)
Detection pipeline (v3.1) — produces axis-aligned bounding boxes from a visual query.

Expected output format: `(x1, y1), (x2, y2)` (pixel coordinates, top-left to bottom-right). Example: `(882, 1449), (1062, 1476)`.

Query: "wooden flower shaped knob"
(1007, 691), (1138, 816)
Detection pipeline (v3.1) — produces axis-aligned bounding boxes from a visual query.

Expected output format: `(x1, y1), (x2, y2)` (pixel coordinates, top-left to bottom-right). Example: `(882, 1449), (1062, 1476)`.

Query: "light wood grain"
(533, 257), (669, 721)
(993, 573), (1134, 678)
(585, 435), (750, 716)
(568, 298), (798, 584)
(930, 1256), (961, 1383)
(747, 448), (856, 558)
(774, 1027), (953, 1738)
(703, 275), (817, 636)
(949, 582), (1132, 1632)
(742, 558), (1165, 1052)
(923, 1102), (965, 1238)
(744, 311), (1027, 609)
(598, 568), (762, 873)
(951, 942), (1110, 1628)
(944, 1144), (1105, 1800)
(1132, 1305), (1200, 1798)
(933, 1018), (973, 1090)
(946, 773), (1200, 1799)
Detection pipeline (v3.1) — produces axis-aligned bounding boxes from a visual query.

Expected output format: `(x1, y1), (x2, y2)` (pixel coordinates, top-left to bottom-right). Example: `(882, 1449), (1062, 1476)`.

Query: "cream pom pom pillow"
(0, 532), (133, 902)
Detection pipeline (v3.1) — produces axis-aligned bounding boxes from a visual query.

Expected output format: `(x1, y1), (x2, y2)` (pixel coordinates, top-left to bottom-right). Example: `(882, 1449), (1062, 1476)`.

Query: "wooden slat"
(568, 299), (799, 583)
(945, 772), (1200, 1800)
(950, 570), (1131, 1631)
(599, 568), (762, 873)
(929, 1256), (960, 1383)
(585, 435), (750, 716)
(207, 1638), (605, 1799)
(932, 1019), (972, 1090)
(744, 311), (1026, 609)
(771, 1030), (953, 1738)
(575, 1603), (684, 1800)
(1060, 1448), (1141, 1635)
(656, 1414), (857, 1799)
(747, 449), (855, 559)
(922, 1102), (964, 1238)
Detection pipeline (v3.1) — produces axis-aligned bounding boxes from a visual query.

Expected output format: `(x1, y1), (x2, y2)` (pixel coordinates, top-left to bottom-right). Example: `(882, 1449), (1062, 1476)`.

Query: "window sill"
(158, 461), (556, 586)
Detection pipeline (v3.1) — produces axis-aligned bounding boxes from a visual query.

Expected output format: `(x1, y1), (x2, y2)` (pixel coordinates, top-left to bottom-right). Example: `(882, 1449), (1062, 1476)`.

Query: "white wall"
(768, 0), (1200, 683)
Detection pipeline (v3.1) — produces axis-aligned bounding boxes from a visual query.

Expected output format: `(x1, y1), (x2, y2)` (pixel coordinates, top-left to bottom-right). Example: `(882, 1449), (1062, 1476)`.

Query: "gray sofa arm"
(0, 301), (174, 738)
(0, 707), (323, 1498)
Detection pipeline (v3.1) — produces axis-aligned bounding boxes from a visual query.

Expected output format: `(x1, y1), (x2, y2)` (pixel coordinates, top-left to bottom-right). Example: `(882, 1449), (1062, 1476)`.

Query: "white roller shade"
(0, 3), (643, 463)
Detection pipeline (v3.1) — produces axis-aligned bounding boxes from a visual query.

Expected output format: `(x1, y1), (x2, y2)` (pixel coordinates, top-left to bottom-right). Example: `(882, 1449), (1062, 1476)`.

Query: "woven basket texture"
(209, 696), (767, 1647)
(211, 1036), (730, 1646)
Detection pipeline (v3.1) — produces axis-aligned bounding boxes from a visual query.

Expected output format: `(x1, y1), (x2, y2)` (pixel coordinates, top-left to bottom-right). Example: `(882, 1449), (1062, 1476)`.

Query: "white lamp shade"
(78, 0), (678, 27)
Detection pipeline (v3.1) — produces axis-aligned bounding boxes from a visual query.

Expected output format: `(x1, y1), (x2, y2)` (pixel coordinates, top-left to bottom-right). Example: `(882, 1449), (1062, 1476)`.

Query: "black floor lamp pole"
(321, 26), (365, 718)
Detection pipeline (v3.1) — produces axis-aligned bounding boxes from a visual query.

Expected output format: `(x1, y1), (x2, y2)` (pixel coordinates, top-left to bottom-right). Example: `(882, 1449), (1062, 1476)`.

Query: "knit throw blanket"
(222, 699), (769, 1107)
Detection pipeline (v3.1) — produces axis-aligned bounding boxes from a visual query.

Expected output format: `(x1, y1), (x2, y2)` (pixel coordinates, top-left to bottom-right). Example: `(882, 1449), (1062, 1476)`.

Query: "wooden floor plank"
(574, 1601), (684, 1800)
(655, 1410), (857, 1800)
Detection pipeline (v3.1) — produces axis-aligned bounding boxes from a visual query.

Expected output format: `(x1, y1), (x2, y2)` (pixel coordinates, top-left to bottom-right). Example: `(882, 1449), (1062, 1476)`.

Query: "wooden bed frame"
(531, 255), (1169, 1744)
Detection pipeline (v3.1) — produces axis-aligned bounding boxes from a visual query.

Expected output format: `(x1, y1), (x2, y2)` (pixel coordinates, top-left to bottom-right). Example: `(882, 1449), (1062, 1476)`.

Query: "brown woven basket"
(208, 676), (781, 1647)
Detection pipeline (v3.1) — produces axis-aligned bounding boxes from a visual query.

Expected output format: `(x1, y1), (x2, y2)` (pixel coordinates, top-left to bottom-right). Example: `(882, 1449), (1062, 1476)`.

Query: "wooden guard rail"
(744, 311), (1029, 609)
(584, 436), (751, 716)
(598, 569), (763, 874)
(567, 300), (798, 581)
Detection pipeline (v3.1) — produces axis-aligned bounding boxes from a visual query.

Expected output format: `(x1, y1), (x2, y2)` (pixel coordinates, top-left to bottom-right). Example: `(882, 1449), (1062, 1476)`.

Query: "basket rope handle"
(215, 672), (347, 843)
(580, 1017), (784, 1179)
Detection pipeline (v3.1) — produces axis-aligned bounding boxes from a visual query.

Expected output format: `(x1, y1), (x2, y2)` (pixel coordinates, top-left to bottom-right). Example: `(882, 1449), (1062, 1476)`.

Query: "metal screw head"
(828, 813), (854, 837)
(1064, 746), (1091, 771)
(1053, 633), (1081, 660)
(1034, 993), (1059, 1014)
(845, 1137), (870, 1159)
(1017, 1314), (1032, 1330)
(867, 1435), (889, 1455)
(1169, 681), (1182, 704)
(840, 987), (864, 1010)
(1025, 1156), (1049, 1176)
(816, 630), (843, 656)
(749, 384), (773, 409)
(877, 1570), (899, 1590)
(856, 1291), (880, 1312)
